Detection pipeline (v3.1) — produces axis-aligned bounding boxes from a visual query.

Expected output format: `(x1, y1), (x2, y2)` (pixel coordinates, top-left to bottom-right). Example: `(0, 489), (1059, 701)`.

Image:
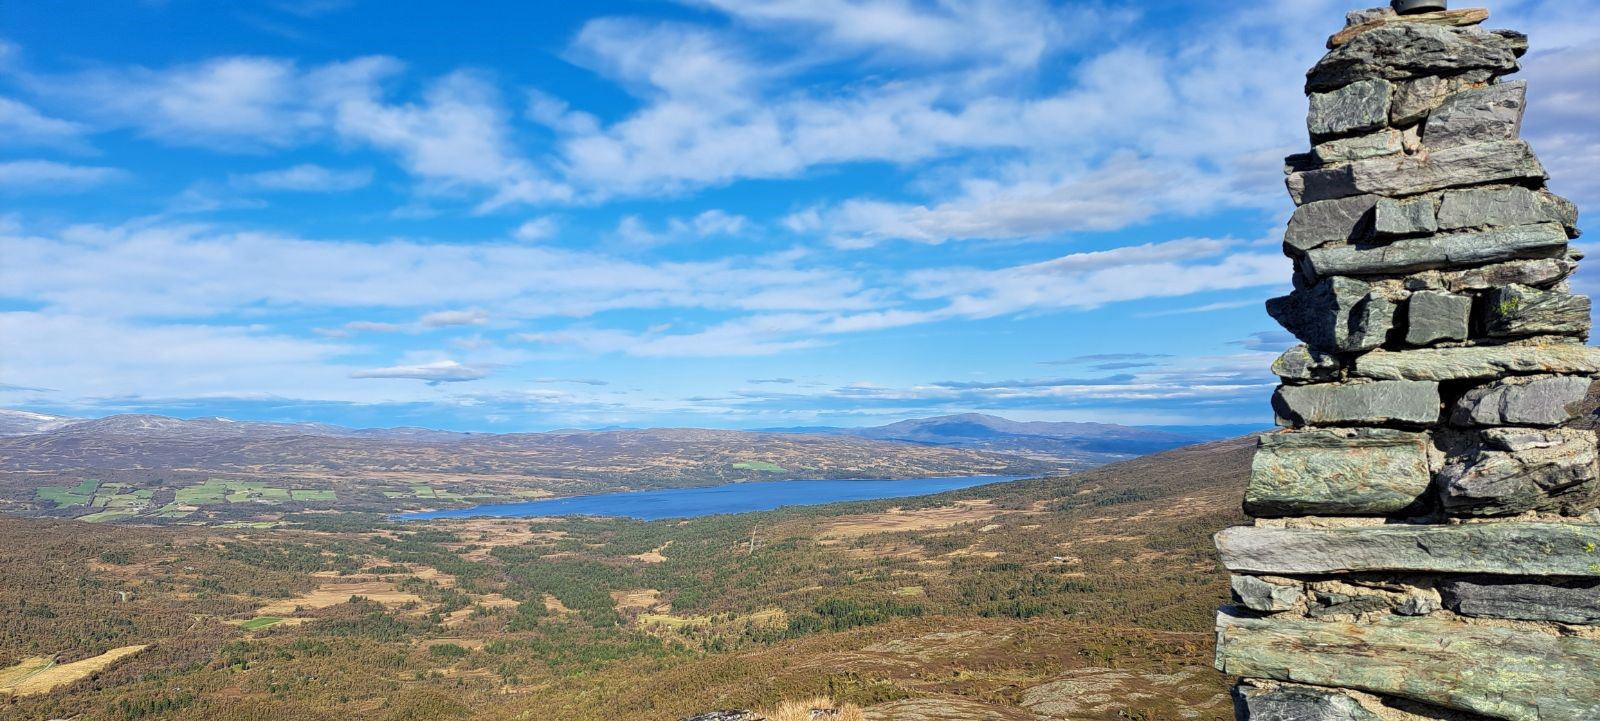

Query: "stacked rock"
(1214, 5), (1600, 721)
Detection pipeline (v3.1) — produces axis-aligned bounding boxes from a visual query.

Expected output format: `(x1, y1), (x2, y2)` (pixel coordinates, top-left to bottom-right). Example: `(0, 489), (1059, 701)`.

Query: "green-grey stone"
(1272, 381), (1439, 427)
(1266, 277), (1396, 353)
(1436, 185), (1574, 233)
(1424, 81), (1525, 150)
(1306, 24), (1522, 93)
(1450, 374), (1594, 427)
(1272, 344), (1342, 383)
(1246, 428), (1430, 517)
(1308, 79), (1392, 140)
(1437, 427), (1600, 517)
(1231, 575), (1304, 613)
(1312, 129), (1403, 165)
(1285, 195), (1379, 253)
(1305, 222), (1566, 278)
(1442, 577), (1600, 624)
(1215, 611), (1600, 721)
(1287, 140), (1546, 205)
(1355, 343), (1600, 381)
(1215, 522), (1600, 576)
(1236, 683), (1382, 721)
(1484, 284), (1591, 338)
(1404, 290), (1470, 345)
(1373, 195), (1438, 238)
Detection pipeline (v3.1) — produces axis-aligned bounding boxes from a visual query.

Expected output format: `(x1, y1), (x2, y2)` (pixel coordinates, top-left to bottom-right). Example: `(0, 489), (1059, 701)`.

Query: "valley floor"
(0, 438), (1252, 721)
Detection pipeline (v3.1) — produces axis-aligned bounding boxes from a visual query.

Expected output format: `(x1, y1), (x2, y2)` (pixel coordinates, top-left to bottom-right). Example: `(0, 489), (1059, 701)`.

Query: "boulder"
(1272, 344), (1342, 383)
(1215, 611), (1600, 721)
(1308, 79), (1392, 140)
(1246, 428), (1431, 517)
(1389, 71), (1492, 126)
(1266, 277), (1396, 352)
(1285, 195), (1379, 253)
(1484, 284), (1591, 338)
(1231, 575), (1304, 613)
(1355, 343), (1600, 381)
(1306, 23), (1523, 93)
(1215, 522), (1600, 576)
(1313, 129), (1404, 165)
(1272, 381), (1439, 427)
(1437, 186), (1579, 235)
(1424, 81), (1526, 149)
(1403, 290), (1470, 345)
(1437, 427), (1600, 516)
(1287, 140), (1546, 205)
(1235, 683), (1382, 721)
(1450, 374), (1593, 427)
(1442, 577), (1600, 624)
(1304, 222), (1567, 278)
(1372, 196), (1438, 238)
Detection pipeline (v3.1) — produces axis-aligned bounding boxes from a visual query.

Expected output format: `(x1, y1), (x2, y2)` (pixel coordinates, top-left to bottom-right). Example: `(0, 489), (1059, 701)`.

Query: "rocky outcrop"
(1220, 5), (1599, 720)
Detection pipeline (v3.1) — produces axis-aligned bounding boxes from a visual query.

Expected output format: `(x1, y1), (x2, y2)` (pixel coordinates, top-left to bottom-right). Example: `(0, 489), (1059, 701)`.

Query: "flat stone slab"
(1307, 23), (1522, 93)
(1443, 577), (1600, 624)
(1247, 429), (1431, 517)
(1354, 344), (1600, 382)
(1285, 195), (1379, 253)
(1287, 140), (1546, 205)
(1326, 8), (1491, 49)
(1437, 185), (1577, 233)
(1215, 611), (1600, 721)
(1215, 522), (1600, 576)
(1304, 222), (1567, 278)
(1272, 381), (1440, 427)
(1451, 374), (1593, 427)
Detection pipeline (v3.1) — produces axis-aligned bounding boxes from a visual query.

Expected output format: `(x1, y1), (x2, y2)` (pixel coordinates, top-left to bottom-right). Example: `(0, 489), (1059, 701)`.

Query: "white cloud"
(0, 220), (877, 319)
(29, 55), (400, 149)
(0, 97), (88, 148)
(0, 160), (126, 191)
(232, 163), (373, 192)
(330, 70), (570, 208)
(419, 308), (489, 327)
(679, 0), (1100, 70)
(514, 216), (558, 241)
(0, 311), (355, 401)
(350, 359), (488, 384)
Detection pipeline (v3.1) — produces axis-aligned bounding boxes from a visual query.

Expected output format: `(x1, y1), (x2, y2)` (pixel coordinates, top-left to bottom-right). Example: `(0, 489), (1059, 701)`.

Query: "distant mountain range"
(763, 413), (1263, 464)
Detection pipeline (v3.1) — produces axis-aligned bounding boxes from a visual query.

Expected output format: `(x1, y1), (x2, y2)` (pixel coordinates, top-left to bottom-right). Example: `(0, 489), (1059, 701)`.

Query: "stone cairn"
(1214, 4), (1600, 721)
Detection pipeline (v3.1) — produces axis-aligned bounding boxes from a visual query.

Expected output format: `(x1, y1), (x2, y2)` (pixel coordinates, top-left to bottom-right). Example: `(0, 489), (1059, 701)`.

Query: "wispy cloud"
(350, 359), (488, 384)
(0, 160), (126, 191)
(231, 163), (372, 192)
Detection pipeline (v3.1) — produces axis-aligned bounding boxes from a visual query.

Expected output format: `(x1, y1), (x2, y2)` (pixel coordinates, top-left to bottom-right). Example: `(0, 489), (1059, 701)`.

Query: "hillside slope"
(0, 435), (1254, 721)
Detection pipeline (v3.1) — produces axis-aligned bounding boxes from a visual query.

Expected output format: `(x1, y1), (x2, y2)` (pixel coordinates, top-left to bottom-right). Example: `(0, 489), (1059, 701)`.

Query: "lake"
(396, 475), (1026, 521)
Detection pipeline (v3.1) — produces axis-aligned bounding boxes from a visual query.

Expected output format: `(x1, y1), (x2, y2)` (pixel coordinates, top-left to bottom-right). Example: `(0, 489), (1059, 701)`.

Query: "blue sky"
(1, 0), (1596, 431)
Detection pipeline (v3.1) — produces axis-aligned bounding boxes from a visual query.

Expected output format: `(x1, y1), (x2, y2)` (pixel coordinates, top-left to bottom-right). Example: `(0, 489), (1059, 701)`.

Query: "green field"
(290, 489), (338, 502)
(241, 617), (286, 630)
(176, 479), (300, 506)
(733, 461), (787, 472)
